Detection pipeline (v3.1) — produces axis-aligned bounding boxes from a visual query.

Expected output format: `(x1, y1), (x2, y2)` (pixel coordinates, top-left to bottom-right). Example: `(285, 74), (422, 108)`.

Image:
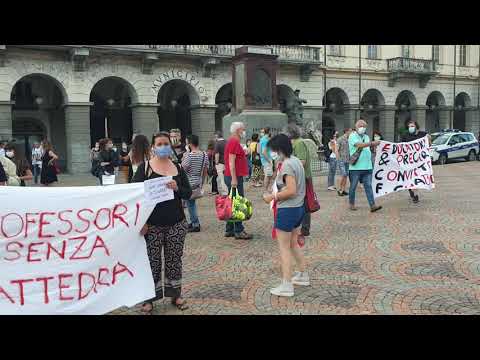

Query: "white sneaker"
(270, 280), (294, 297)
(292, 271), (310, 286)
(327, 186), (336, 191)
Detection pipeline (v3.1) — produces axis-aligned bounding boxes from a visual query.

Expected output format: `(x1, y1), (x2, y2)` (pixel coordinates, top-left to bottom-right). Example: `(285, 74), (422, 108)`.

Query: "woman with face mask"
(371, 131), (383, 165)
(133, 132), (192, 313)
(262, 134), (309, 298)
(97, 138), (117, 185)
(4, 143), (32, 186)
(401, 120), (428, 204)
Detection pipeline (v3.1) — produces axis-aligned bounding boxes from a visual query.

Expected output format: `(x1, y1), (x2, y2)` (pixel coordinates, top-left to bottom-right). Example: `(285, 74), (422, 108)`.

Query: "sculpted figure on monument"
(286, 89), (308, 126)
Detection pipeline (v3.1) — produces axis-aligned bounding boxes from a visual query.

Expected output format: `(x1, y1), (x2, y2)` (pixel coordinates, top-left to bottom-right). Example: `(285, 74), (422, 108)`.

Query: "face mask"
(409, 126), (416, 134)
(154, 145), (172, 158)
(357, 127), (366, 135)
(270, 151), (279, 161)
(95, 146), (99, 150)
(374, 135), (381, 141)
(112, 147), (117, 152)
(5, 151), (14, 158)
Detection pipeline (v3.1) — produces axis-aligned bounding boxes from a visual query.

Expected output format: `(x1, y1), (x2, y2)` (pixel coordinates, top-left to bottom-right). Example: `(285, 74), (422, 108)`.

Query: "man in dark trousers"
(401, 119), (430, 204)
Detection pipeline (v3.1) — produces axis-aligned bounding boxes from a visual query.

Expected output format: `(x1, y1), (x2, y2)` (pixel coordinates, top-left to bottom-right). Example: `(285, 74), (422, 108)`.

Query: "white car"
(429, 131), (479, 165)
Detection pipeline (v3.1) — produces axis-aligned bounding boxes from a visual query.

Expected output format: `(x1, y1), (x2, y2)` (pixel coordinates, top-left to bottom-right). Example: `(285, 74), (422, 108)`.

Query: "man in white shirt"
(31, 142), (43, 185)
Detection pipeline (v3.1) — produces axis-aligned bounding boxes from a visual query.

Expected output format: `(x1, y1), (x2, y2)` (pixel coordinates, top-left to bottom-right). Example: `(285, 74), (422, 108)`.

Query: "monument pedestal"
(222, 110), (288, 140)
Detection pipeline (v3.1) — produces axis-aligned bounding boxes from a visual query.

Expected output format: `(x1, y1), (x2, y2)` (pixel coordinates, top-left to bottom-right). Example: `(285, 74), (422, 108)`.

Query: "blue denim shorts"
(275, 206), (305, 232)
(338, 161), (349, 177)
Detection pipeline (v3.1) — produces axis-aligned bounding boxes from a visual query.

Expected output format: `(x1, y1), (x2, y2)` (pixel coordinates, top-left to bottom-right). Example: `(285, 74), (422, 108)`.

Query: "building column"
(131, 103), (160, 138)
(191, 105), (216, 149)
(465, 107), (479, 135)
(438, 106), (451, 129)
(378, 105), (396, 142)
(0, 101), (13, 141)
(343, 105), (360, 130)
(65, 102), (92, 174)
(415, 105), (428, 132)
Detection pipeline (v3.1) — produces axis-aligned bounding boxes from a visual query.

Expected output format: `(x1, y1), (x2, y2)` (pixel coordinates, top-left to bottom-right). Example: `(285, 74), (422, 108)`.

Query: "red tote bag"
(215, 194), (233, 221)
(305, 178), (320, 213)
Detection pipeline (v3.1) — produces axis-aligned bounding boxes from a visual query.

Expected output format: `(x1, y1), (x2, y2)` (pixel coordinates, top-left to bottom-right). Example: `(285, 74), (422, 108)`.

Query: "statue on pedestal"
(286, 89), (308, 126)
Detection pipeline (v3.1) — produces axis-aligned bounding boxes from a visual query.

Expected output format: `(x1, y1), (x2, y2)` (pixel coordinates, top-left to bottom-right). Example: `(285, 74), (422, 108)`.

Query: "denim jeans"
(224, 175), (245, 234)
(349, 170), (375, 207)
(32, 164), (41, 184)
(328, 158), (337, 187)
(186, 199), (200, 227)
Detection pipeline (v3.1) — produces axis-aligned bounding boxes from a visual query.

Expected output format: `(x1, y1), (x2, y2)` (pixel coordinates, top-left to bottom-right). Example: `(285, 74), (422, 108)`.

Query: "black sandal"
(171, 297), (189, 311)
(141, 301), (154, 315)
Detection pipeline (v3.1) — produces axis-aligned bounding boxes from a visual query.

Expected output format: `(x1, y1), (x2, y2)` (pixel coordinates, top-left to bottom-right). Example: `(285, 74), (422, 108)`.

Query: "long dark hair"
(98, 138), (111, 152)
(152, 132), (180, 162)
(131, 134), (150, 165)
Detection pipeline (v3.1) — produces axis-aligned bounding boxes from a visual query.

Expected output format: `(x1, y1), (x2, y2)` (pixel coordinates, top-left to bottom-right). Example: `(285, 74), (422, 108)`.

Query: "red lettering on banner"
(38, 212), (56, 238)
(112, 262), (134, 285)
(78, 272), (97, 299)
(25, 213), (39, 238)
(414, 142), (421, 151)
(27, 242), (43, 262)
(58, 274), (74, 301)
(10, 278), (34, 305)
(381, 143), (391, 152)
(397, 155), (403, 165)
(58, 210), (74, 236)
(112, 204), (129, 228)
(94, 208), (111, 231)
(94, 267), (111, 293)
(87, 236), (110, 258)
(0, 286), (15, 304)
(134, 203), (140, 226)
(4, 241), (23, 261)
(76, 209), (94, 233)
(46, 240), (67, 260)
(69, 236), (90, 260)
(36, 276), (54, 304)
(1, 213), (24, 239)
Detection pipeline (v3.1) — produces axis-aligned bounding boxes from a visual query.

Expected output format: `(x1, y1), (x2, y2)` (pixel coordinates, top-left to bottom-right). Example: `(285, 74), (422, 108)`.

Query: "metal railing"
(387, 57), (437, 73)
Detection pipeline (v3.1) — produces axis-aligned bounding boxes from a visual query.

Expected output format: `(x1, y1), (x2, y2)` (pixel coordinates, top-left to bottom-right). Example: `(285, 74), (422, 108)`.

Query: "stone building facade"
(0, 45), (478, 174)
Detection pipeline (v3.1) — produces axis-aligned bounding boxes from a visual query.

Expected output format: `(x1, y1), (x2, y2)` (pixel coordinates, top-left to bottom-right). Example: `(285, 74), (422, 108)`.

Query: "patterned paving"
(56, 161), (480, 315)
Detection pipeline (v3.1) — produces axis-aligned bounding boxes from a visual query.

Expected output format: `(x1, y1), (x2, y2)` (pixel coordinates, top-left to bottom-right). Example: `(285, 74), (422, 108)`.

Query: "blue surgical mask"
(408, 126), (416, 134)
(357, 127), (366, 135)
(154, 145), (172, 158)
(270, 151), (279, 161)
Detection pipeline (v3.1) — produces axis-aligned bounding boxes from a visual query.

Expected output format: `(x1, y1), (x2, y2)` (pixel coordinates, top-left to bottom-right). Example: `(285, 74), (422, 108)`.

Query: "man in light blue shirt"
(259, 127), (273, 191)
(348, 119), (382, 212)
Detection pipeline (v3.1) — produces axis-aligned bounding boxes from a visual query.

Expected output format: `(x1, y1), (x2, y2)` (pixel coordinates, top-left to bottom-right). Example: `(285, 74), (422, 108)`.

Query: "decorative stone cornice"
(70, 47), (89, 72)
(0, 100), (15, 106)
(129, 102), (161, 109)
(199, 57), (221, 78)
(142, 53), (158, 75)
(62, 102), (94, 108)
(299, 64), (320, 82)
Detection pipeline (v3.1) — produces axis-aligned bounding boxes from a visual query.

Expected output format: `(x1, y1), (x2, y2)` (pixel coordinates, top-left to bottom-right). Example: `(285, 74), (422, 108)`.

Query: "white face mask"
(270, 151), (279, 161)
(357, 127), (367, 135)
(5, 151), (14, 158)
(374, 135), (381, 141)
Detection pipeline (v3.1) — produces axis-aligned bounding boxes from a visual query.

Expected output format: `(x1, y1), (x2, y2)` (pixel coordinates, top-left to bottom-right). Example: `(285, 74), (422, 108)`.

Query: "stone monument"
(222, 46), (288, 139)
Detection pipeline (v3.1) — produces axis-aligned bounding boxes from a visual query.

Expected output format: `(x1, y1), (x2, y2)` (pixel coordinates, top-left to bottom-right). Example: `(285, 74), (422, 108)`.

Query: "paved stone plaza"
(57, 161), (480, 315)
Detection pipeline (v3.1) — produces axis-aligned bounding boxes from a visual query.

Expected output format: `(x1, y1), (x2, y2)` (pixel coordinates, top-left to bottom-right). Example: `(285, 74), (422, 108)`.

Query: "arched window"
(459, 45), (468, 66)
(367, 45), (378, 59)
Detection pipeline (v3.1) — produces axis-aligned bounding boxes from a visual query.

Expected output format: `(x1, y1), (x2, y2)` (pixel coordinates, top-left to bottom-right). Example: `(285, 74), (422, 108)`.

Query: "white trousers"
(215, 164), (228, 195)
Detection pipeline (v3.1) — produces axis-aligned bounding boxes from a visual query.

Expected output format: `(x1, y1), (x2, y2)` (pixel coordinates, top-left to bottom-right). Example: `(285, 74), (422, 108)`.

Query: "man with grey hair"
(348, 119), (382, 212)
(223, 121), (253, 240)
(284, 124), (312, 243)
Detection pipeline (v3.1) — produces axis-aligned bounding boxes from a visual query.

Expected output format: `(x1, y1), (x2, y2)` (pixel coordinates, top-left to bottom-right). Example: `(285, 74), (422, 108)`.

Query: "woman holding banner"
(133, 131), (192, 314)
(401, 120), (428, 204)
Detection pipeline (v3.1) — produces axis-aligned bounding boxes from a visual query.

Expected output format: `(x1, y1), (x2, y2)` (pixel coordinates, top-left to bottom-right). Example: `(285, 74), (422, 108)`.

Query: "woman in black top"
(40, 140), (59, 186)
(97, 138), (118, 184)
(133, 131), (192, 314)
(4, 143), (33, 186)
(401, 120), (429, 203)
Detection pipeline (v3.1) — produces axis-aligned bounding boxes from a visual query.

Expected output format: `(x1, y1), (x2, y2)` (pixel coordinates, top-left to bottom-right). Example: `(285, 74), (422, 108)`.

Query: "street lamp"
(35, 96), (44, 105)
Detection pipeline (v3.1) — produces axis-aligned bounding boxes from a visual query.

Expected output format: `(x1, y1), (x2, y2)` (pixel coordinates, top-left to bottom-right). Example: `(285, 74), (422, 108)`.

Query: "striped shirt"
(181, 151), (208, 189)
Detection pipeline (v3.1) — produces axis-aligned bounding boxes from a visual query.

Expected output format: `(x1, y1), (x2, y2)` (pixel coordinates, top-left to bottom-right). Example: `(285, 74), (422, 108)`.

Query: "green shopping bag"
(227, 187), (253, 223)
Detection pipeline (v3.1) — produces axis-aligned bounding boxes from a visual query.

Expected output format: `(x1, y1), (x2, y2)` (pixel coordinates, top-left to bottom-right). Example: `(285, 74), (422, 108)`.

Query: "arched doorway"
(360, 88), (385, 137)
(454, 92), (471, 131)
(426, 91), (445, 133)
(322, 88), (349, 147)
(158, 80), (200, 142)
(394, 90), (416, 142)
(10, 74), (66, 168)
(90, 77), (136, 147)
(215, 83), (232, 132)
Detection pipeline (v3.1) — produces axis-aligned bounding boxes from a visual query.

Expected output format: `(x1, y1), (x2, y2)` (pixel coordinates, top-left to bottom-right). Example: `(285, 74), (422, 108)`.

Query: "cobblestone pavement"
(57, 162), (480, 315)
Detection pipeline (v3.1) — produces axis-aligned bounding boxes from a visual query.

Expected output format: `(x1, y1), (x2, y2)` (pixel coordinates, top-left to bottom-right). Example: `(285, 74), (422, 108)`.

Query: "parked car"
(429, 131), (479, 165)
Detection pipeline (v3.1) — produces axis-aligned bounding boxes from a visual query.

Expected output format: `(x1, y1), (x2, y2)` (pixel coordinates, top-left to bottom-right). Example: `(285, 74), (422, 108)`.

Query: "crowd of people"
(0, 118), (434, 308)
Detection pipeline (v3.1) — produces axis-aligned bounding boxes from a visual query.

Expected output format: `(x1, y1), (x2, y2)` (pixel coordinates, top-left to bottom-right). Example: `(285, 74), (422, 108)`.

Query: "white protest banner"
(0, 183), (156, 315)
(372, 136), (435, 198)
(144, 176), (174, 205)
(102, 175), (115, 186)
